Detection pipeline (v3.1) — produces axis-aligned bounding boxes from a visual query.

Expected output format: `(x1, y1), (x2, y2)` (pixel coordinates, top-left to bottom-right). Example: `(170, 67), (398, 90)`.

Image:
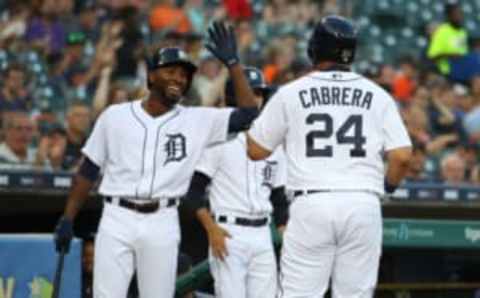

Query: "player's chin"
(163, 93), (182, 106)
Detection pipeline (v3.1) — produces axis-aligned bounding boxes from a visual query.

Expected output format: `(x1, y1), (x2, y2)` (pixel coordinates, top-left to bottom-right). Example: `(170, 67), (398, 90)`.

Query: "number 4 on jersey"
(306, 113), (366, 158)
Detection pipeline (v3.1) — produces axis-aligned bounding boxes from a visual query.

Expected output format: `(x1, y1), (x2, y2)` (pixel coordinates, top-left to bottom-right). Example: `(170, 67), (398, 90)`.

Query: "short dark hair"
(445, 0), (460, 17)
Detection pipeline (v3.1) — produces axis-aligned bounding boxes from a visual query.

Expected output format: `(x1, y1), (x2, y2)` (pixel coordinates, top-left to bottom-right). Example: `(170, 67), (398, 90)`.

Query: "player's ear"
(147, 72), (154, 88)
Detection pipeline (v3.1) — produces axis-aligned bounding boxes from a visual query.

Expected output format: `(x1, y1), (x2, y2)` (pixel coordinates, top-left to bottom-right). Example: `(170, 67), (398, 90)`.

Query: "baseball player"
(184, 67), (288, 298)
(246, 16), (413, 298)
(53, 22), (260, 298)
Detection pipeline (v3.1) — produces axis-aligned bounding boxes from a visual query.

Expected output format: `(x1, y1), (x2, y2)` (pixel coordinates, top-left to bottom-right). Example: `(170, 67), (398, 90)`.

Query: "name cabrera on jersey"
(82, 100), (233, 199)
(248, 71), (411, 195)
(196, 133), (286, 217)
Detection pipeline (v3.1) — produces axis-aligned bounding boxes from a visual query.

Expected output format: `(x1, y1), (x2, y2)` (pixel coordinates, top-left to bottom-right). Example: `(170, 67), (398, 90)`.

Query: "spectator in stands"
(463, 106), (480, 144)
(71, 0), (101, 43)
(0, 63), (31, 113)
(428, 82), (465, 140)
(427, 1), (480, 83)
(25, 0), (67, 56)
(403, 104), (459, 155)
(223, 0), (253, 21)
(262, 40), (295, 84)
(93, 80), (130, 118)
(191, 53), (225, 106)
(34, 123), (67, 171)
(63, 102), (92, 170)
(0, 0), (30, 46)
(405, 144), (428, 181)
(111, 6), (144, 82)
(392, 56), (418, 104)
(149, 0), (191, 34)
(470, 75), (480, 106)
(440, 152), (467, 184)
(183, 0), (206, 34)
(0, 112), (35, 166)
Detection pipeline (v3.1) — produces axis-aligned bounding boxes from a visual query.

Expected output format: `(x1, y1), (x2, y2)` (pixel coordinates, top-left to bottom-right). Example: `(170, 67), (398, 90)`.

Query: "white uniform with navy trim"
(248, 71), (411, 298)
(83, 99), (232, 298)
(195, 133), (286, 298)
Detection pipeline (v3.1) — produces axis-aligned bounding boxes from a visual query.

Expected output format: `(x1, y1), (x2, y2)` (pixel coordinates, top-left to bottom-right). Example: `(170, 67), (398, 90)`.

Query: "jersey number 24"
(306, 113), (366, 158)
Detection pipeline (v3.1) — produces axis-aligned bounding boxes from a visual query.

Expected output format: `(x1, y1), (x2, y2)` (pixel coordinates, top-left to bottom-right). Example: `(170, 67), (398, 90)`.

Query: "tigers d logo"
(164, 134), (187, 165)
(262, 161), (278, 188)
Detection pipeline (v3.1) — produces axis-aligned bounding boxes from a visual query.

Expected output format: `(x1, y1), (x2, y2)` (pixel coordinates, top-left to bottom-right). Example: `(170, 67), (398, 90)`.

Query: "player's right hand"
(207, 224), (231, 261)
(54, 216), (73, 253)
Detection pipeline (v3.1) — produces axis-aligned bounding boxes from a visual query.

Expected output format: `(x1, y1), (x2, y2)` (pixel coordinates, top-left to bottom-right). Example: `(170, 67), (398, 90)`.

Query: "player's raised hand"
(207, 223), (231, 261)
(205, 21), (239, 67)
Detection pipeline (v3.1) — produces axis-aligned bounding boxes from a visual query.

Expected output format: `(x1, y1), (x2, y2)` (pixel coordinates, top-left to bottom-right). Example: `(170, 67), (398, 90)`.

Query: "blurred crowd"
(0, 0), (479, 186)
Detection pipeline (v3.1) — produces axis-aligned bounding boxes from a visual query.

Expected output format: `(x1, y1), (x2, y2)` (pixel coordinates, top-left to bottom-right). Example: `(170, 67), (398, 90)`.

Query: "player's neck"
(144, 95), (172, 117)
(314, 62), (350, 72)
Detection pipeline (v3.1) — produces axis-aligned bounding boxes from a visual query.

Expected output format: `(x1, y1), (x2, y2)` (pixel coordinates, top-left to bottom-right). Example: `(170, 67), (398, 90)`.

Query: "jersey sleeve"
(195, 144), (222, 178)
(248, 92), (288, 152)
(204, 108), (234, 145)
(382, 99), (412, 151)
(81, 109), (109, 168)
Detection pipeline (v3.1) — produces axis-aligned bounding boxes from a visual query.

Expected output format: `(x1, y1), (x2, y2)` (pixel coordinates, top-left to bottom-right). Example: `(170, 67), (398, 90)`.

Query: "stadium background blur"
(1, 0), (480, 297)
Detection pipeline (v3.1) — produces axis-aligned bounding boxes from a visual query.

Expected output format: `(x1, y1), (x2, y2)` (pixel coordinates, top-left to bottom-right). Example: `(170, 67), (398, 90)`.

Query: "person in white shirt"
(53, 22), (260, 298)
(185, 66), (288, 298)
(0, 112), (36, 167)
(246, 16), (412, 298)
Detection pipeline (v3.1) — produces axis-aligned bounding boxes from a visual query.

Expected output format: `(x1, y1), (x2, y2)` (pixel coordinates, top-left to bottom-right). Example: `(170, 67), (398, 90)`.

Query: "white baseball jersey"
(82, 99), (233, 200)
(248, 70), (411, 195)
(195, 133), (286, 217)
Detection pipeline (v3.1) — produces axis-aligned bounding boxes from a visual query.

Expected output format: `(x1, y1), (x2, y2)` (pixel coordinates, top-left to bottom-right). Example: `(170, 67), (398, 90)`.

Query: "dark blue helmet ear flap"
(308, 15), (357, 65)
(224, 66), (268, 107)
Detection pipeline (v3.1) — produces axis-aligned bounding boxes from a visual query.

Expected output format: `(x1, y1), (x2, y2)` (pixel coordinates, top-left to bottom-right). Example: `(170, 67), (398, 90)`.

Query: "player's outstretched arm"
(384, 146), (412, 194)
(246, 133), (272, 160)
(54, 156), (99, 254)
(205, 21), (257, 108)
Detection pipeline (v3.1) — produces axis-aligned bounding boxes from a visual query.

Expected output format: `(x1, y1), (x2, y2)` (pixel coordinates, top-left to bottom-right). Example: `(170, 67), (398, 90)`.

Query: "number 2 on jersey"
(306, 113), (366, 157)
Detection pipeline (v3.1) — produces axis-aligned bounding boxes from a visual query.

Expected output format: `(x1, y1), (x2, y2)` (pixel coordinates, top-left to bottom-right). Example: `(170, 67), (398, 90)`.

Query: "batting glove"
(54, 217), (73, 253)
(205, 21), (239, 67)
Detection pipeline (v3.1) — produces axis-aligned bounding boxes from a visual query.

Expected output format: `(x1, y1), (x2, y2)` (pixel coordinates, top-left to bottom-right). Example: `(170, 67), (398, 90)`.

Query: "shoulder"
(101, 101), (132, 116)
(182, 106), (234, 117)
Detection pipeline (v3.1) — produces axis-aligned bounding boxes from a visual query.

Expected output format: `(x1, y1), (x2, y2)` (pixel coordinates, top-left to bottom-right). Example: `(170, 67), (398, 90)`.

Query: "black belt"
(293, 190), (331, 198)
(293, 189), (377, 198)
(217, 215), (268, 227)
(105, 196), (177, 213)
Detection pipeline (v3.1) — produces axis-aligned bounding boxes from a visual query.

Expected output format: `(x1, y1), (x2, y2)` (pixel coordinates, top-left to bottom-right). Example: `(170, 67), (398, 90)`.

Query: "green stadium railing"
(175, 218), (480, 295)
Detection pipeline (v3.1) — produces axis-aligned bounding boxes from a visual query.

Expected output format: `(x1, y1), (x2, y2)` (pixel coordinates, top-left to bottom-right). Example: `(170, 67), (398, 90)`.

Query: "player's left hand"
(277, 225), (286, 235)
(205, 21), (239, 67)
(207, 223), (231, 261)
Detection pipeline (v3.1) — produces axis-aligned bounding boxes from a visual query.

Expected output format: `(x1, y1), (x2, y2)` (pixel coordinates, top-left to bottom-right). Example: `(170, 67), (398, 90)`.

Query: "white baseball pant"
(209, 220), (278, 298)
(94, 203), (180, 298)
(278, 192), (382, 298)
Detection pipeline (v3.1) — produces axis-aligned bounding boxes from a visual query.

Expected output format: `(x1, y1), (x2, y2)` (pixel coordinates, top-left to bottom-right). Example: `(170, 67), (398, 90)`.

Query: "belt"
(105, 196), (178, 213)
(216, 215), (268, 227)
(293, 189), (378, 198)
(293, 190), (331, 198)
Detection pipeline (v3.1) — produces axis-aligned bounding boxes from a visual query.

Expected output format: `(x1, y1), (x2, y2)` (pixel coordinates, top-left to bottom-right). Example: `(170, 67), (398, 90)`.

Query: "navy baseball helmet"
(307, 15), (357, 65)
(224, 66), (268, 107)
(147, 47), (197, 92)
